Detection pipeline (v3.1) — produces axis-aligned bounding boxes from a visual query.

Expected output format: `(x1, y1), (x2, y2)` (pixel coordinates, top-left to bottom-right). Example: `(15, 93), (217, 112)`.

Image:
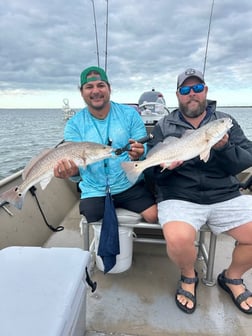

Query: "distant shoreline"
(218, 106), (252, 108)
(168, 106), (252, 110)
(1, 105), (252, 110)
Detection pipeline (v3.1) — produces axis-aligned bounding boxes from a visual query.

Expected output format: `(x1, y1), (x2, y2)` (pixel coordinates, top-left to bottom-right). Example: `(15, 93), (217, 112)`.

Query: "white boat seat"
(110, 208), (142, 224)
(80, 208), (217, 286)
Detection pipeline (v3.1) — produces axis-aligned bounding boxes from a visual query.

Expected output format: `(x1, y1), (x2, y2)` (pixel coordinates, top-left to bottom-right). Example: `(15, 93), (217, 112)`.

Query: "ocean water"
(0, 107), (252, 180)
(0, 108), (65, 180)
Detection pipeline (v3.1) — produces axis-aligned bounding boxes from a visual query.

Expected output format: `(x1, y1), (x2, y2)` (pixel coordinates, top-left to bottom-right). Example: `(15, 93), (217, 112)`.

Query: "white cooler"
(0, 246), (91, 336)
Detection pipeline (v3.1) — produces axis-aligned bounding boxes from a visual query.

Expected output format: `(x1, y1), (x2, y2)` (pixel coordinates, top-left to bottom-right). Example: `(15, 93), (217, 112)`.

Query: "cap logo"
(185, 69), (196, 76)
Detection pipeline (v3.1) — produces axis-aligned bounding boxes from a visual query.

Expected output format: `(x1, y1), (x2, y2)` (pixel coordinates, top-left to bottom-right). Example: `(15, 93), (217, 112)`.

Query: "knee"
(144, 214), (158, 223)
(141, 205), (158, 223)
(163, 224), (195, 250)
(165, 233), (189, 251)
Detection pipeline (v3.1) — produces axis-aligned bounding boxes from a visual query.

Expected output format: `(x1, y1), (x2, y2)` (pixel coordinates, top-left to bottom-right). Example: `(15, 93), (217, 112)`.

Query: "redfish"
(122, 118), (233, 184)
(0, 141), (114, 209)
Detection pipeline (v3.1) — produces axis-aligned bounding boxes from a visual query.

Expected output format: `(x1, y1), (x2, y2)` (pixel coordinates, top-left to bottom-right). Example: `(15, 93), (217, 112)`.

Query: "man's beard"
(179, 99), (207, 118)
(90, 96), (109, 111)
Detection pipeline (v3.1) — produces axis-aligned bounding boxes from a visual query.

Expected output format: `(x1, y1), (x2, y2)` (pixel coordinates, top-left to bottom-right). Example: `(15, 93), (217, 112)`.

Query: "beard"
(89, 95), (110, 111)
(179, 99), (207, 118)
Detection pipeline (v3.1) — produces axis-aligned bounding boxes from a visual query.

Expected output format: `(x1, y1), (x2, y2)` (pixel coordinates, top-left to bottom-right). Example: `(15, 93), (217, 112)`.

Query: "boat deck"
(44, 203), (252, 336)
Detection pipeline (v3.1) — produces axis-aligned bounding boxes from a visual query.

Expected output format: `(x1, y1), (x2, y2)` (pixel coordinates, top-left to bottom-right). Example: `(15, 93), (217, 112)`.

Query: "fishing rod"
(90, 0), (100, 67)
(104, 0), (109, 72)
(203, 0), (215, 76)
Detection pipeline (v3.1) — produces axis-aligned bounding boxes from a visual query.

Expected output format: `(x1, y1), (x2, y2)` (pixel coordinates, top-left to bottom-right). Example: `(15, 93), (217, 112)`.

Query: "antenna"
(104, 0), (109, 72)
(90, 0), (100, 67)
(203, 0), (215, 76)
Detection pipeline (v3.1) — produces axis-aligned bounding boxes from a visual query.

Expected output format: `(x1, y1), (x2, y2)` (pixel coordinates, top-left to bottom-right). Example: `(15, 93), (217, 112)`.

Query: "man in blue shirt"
(54, 66), (157, 223)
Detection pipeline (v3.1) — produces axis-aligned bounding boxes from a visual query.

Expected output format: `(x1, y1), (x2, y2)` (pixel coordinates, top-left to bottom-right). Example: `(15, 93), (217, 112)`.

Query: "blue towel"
(97, 189), (120, 273)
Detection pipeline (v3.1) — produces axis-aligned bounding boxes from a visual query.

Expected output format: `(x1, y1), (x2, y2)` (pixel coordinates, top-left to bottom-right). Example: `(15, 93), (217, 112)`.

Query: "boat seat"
(80, 208), (217, 286)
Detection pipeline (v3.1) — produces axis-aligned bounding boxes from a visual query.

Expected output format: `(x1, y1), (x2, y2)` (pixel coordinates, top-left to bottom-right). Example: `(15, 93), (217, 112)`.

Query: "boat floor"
(44, 203), (252, 336)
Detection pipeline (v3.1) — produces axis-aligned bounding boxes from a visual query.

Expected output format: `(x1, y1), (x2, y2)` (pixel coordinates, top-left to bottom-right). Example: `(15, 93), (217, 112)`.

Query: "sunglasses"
(178, 83), (205, 95)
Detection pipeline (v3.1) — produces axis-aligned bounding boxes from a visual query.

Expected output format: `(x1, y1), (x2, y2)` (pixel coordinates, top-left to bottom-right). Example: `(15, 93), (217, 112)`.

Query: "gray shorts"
(158, 195), (252, 235)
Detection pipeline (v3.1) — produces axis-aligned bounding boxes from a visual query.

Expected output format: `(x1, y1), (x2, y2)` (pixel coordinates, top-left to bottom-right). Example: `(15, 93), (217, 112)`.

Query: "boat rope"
(29, 186), (64, 232)
(26, 139), (68, 232)
(85, 267), (97, 292)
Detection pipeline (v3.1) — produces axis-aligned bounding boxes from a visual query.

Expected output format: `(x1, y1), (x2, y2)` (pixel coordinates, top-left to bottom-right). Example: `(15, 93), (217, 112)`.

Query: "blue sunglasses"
(178, 83), (205, 95)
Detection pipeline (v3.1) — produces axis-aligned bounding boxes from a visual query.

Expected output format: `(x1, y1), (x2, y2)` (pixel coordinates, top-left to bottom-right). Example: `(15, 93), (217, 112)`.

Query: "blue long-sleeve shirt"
(64, 101), (147, 198)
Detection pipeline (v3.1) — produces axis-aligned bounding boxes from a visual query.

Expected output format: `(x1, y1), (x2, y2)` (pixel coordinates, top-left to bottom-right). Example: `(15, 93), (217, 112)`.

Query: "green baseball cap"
(80, 66), (109, 86)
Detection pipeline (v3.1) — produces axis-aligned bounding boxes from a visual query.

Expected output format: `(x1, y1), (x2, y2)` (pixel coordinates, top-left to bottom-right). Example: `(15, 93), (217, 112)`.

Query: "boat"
(138, 88), (170, 126)
(2, 1), (251, 334)
(1, 116), (252, 335)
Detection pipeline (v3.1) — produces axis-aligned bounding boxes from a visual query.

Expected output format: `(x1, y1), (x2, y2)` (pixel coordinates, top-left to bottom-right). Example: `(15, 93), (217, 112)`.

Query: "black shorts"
(79, 181), (156, 223)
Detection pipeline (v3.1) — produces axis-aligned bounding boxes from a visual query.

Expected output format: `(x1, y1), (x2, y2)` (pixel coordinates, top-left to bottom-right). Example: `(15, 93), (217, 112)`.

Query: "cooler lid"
(0, 246), (90, 336)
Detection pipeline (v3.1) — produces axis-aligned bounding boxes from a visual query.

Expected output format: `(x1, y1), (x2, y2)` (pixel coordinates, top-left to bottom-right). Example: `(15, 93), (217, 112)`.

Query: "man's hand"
(213, 133), (229, 149)
(128, 139), (145, 161)
(54, 159), (79, 179)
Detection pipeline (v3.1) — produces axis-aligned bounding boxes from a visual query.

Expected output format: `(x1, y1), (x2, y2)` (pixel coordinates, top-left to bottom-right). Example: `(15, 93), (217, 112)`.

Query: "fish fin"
(200, 149), (211, 162)
(73, 157), (87, 168)
(0, 186), (24, 209)
(121, 161), (143, 184)
(23, 148), (53, 179)
(160, 163), (171, 172)
(55, 141), (72, 147)
(39, 176), (53, 190)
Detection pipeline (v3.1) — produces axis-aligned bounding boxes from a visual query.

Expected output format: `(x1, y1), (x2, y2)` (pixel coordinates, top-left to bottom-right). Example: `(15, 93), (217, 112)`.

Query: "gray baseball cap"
(177, 68), (205, 88)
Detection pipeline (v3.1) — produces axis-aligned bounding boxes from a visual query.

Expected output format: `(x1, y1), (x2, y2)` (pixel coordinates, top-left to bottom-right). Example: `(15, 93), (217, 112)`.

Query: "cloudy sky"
(1, 0), (252, 108)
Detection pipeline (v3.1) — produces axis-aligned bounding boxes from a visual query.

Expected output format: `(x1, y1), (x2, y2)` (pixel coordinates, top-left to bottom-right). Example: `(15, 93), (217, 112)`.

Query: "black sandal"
(175, 271), (199, 314)
(218, 269), (252, 314)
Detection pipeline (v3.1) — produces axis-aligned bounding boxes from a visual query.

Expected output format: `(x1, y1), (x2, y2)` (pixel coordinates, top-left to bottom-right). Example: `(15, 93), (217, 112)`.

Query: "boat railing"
(0, 170), (22, 188)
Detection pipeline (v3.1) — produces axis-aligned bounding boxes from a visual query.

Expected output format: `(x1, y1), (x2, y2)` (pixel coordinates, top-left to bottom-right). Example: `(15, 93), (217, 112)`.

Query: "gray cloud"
(1, 0), (252, 106)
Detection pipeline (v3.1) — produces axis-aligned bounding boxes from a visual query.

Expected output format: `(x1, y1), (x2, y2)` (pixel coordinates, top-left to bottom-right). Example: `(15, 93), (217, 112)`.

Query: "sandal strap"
(181, 271), (198, 284)
(220, 270), (244, 285)
(177, 287), (196, 303)
(236, 289), (252, 305)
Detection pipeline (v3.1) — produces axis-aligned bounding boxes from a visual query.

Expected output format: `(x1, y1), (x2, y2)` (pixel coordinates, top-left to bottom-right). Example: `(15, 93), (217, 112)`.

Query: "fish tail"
(121, 161), (143, 184)
(0, 187), (24, 210)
